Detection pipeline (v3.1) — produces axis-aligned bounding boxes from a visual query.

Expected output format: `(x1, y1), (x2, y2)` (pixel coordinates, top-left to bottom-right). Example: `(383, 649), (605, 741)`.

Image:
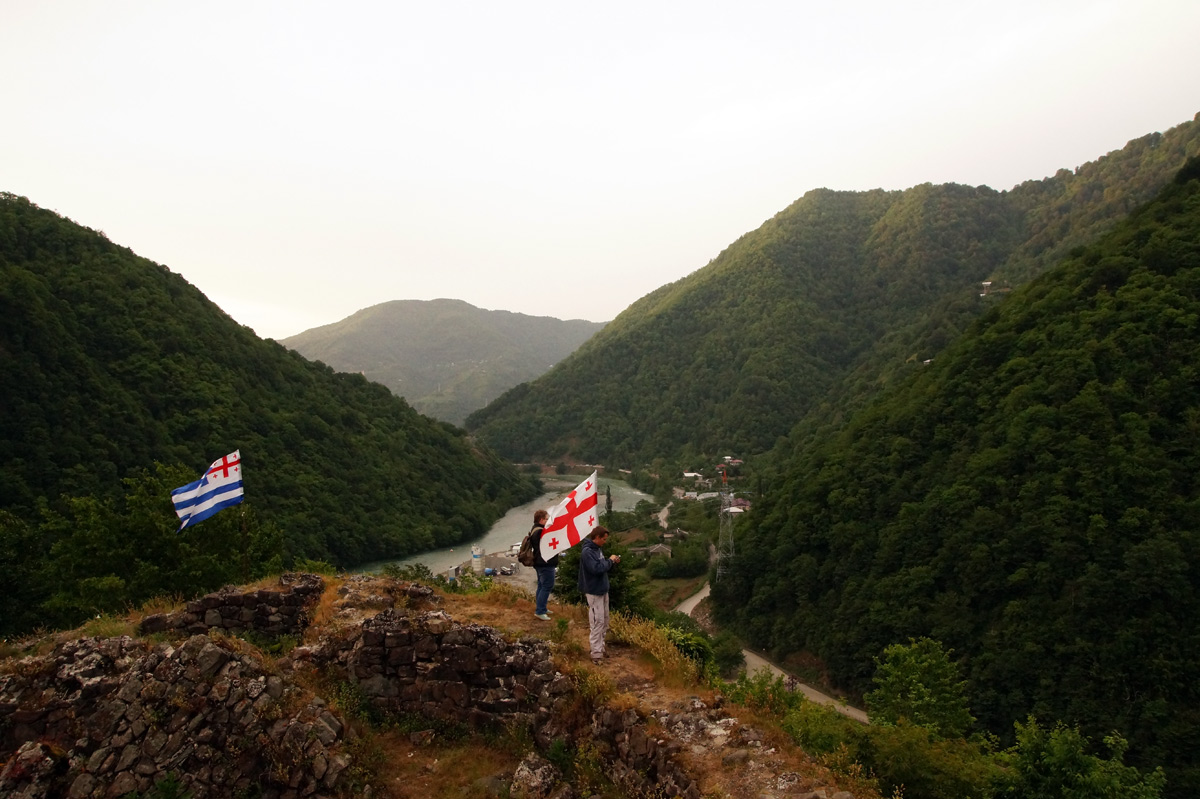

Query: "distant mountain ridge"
(466, 114), (1200, 465)
(281, 299), (605, 425)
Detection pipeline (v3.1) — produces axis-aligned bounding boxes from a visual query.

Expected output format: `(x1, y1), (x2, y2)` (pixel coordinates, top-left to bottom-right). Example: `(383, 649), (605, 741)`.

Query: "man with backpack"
(528, 509), (558, 620)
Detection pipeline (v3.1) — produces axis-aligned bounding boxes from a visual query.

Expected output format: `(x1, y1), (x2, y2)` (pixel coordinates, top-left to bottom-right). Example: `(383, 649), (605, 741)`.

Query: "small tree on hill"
(866, 637), (975, 739)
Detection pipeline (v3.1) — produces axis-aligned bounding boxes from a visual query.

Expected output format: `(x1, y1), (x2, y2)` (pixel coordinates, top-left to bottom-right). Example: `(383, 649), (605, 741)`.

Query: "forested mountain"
(281, 299), (604, 425)
(0, 194), (538, 634)
(467, 115), (1200, 465)
(714, 158), (1200, 796)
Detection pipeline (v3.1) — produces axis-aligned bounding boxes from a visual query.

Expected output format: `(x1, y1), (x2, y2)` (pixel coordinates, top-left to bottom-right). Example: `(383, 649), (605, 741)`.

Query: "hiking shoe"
(534, 613), (551, 621)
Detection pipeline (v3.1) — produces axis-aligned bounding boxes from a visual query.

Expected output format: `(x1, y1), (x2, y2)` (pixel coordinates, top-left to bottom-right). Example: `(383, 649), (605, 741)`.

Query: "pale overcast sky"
(2, 1), (1197, 339)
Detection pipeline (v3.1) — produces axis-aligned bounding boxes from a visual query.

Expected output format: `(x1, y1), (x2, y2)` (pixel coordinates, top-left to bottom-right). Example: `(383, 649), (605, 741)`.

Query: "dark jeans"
(534, 565), (556, 615)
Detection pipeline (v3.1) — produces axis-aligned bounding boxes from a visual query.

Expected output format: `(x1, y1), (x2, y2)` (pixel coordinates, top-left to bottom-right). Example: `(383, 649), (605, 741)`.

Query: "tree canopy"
(0, 194), (538, 635)
(467, 116), (1200, 468)
(713, 158), (1200, 796)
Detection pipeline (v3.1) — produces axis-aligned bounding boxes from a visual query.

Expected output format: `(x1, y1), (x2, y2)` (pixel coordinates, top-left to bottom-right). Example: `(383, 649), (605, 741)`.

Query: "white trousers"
(585, 592), (609, 659)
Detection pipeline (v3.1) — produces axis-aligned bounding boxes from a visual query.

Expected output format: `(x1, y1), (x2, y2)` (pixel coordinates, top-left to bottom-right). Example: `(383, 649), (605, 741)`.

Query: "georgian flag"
(171, 450), (244, 531)
(539, 471), (599, 561)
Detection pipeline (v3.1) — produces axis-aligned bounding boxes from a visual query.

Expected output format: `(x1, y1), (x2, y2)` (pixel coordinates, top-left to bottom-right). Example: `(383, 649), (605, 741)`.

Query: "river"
(357, 474), (652, 575)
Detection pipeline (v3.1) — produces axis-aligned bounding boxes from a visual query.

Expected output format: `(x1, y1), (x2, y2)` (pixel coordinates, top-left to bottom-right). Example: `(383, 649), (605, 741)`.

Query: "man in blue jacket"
(578, 526), (620, 663)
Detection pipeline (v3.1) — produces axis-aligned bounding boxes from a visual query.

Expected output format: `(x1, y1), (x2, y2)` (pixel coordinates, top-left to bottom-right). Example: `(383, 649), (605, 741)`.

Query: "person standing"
(578, 526), (619, 663)
(532, 509), (557, 621)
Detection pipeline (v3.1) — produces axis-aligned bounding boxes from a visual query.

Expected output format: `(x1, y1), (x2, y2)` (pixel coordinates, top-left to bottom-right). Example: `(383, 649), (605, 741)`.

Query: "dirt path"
(674, 582), (869, 724)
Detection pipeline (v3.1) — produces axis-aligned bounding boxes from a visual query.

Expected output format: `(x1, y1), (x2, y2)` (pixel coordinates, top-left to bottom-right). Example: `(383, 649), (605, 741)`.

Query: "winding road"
(675, 583), (868, 724)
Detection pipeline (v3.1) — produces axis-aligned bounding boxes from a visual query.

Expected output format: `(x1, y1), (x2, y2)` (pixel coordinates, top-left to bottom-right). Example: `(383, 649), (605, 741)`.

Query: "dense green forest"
(281, 298), (605, 425)
(467, 115), (1200, 467)
(0, 194), (538, 635)
(713, 158), (1200, 796)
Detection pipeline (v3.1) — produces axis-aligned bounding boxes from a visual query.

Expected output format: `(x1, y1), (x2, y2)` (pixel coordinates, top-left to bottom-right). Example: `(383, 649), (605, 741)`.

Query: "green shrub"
(863, 721), (998, 799)
(781, 700), (866, 759)
(994, 717), (1166, 799)
(866, 637), (975, 739)
(660, 626), (714, 668)
(382, 562), (491, 594)
(291, 558), (337, 576)
(711, 631), (745, 677)
(722, 669), (805, 717)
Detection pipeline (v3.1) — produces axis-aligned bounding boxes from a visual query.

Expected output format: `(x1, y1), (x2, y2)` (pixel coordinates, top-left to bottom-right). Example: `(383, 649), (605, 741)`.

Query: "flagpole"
(240, 507), (249, 584)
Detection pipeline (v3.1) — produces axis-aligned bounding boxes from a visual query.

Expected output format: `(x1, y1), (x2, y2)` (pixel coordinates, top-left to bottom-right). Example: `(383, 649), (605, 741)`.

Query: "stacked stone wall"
(139, 572), (324, 638)
(312, 606), (702, 799)
(317, 608), (561, 729)
(0, 634), (348, 799)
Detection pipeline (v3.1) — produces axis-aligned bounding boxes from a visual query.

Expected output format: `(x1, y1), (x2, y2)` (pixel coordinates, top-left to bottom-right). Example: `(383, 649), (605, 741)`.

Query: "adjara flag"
(171, 450), (245, 531)
(539, 471), (599, 561)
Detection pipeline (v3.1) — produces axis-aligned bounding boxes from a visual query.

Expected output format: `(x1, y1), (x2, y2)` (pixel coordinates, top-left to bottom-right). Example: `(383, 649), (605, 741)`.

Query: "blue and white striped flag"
(171, 450), (245, 531)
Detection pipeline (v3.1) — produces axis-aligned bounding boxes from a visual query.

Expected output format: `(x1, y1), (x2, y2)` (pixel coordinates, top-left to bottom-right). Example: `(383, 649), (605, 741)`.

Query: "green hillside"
(714, 158), (1200, 795)
(467, 115), (1200, 466)
(0, 194), (538, 634)
(281, 299), (604, 425)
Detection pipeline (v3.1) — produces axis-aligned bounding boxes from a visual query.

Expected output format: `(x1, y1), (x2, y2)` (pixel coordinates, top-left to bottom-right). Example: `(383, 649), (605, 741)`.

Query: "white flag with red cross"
(539, 471), (600, 561)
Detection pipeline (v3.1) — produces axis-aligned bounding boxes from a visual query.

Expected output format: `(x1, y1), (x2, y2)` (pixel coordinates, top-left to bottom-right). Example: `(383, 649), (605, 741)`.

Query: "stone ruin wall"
(0, 633), (350, 799)
(138, 572), (325, 639)
(0, 574), (703, 799)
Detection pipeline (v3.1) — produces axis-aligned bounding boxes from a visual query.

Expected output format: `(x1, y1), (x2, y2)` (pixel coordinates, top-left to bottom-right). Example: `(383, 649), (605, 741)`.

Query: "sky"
(2, 1), (1198, 340)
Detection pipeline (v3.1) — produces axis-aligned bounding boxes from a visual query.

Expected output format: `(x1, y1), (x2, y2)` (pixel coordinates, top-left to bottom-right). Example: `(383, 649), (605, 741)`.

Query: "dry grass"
(609, 612), (698, 686)
(133, 593), (187, 619)
(303, 575), (348, 642)
(369, 733), (527, 799)
(483, 579), (534, 606)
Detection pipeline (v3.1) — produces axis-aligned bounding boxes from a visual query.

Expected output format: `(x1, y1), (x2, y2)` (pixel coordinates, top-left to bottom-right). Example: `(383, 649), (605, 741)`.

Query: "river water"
(357, 474), (652, 575)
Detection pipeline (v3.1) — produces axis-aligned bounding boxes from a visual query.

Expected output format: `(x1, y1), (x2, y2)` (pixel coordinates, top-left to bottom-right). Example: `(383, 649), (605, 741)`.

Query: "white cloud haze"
(2, 0), (1197, 338)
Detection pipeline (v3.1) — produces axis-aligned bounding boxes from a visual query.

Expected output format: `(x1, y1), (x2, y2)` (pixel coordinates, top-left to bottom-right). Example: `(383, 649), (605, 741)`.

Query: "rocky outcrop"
(590, 704), (701, 799)
(307, 608), (558, 729)
(0, 634), (348, 799)
(139, 572), (324, 638)
(301, 602), (705, 798)
(0, 574), (846, 799)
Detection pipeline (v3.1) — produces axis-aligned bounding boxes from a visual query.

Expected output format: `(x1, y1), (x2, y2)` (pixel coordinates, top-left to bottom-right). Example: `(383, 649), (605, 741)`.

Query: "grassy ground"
(641, 573), (707, 614)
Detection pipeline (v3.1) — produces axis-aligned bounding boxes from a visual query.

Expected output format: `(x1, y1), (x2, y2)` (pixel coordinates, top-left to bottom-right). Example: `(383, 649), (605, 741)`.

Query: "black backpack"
(517, 525), (540, 566)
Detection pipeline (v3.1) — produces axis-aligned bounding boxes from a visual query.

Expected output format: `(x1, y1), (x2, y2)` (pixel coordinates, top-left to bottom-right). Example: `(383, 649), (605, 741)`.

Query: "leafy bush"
(660, 626), (714, 668)
(863, 721), (999, 799)
(722, 669), (805, 717)
(994, 718), (1166, 799)
(607, 612), (698, 683)
(292, 558), (337, 576)
(711, 631), (745, 677)
(781, 699), (866, 758)
(866, 638), (975, 739)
